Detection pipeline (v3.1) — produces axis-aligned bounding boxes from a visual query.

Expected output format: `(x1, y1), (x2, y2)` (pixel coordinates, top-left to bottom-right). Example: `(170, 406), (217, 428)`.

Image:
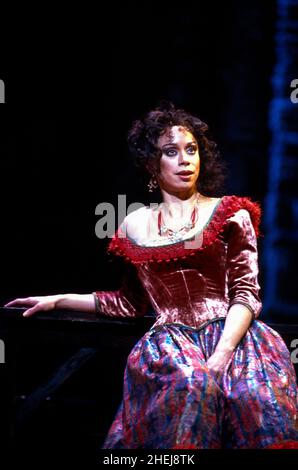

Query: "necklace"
(157, 195), (200, 242)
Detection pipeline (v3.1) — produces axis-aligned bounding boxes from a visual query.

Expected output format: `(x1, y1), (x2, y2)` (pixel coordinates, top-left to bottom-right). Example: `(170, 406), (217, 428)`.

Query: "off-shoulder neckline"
(126, 197), (224, 248)
(107, 195), (262, 265)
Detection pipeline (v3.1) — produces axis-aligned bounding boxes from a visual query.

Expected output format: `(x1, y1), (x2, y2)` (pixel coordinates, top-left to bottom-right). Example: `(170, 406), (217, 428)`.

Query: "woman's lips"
(176, 171), (194, 180)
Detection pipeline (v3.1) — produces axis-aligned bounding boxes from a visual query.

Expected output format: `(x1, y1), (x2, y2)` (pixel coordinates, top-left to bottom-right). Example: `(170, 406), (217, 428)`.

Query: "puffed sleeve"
(93, 263), (151, 319)
(225, 208), (262, 318)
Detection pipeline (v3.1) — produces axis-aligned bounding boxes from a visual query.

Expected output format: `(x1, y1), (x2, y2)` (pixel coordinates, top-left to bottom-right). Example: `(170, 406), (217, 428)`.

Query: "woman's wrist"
(214, 338), (236, 354)
(54, 293), (73, 309)
(55, 293), (97, 313)
(55, 293), (84, 310)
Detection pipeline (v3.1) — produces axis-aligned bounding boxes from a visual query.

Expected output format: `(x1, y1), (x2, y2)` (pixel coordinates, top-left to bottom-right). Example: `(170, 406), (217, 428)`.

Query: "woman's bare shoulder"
(122, 206), (151, 240)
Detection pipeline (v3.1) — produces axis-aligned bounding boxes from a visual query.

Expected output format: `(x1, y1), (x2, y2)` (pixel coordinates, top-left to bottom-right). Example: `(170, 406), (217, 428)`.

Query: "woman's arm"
(206, 303), (252, 376)
(5, 271), (150, 319)
(5, 266), (150, 319)
(4, 293), (97, 317)
(225, 208), (262, 318)
(213, 303), (253, 352)
(56, 294), (97, 312)
(207, 208), (262, 376)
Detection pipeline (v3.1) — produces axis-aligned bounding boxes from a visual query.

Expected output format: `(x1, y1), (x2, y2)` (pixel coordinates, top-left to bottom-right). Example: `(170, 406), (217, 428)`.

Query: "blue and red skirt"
(102, 319), (298, 449)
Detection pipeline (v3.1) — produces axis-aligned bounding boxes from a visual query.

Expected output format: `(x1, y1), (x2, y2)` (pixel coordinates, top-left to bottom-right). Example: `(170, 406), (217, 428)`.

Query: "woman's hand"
(4, 293), (97, 315)
(4, 295), (63, 317)
(206, 347), (234, 381)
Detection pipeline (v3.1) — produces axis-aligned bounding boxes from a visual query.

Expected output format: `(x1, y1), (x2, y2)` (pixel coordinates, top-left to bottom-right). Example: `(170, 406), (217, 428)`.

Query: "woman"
(5, 103), (298, 449)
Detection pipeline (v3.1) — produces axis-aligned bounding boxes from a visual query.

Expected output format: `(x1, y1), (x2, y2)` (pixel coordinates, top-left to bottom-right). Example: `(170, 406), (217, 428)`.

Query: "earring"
(147, 175), (158, 192)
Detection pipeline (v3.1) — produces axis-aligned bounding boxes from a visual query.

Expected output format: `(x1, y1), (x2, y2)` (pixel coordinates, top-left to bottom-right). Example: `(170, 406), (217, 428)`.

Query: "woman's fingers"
(23, 303), (43, 317)
(22, 300), (56, 317)
(4, 297), (36, 307)
(5, 297), (55, 317)
(4, 296), (57, 317)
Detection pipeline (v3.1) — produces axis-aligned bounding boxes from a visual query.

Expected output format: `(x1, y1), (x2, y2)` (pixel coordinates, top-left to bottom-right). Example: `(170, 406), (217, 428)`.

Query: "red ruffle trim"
(265, 441), (298, 449)
(107, 195), (262, 265)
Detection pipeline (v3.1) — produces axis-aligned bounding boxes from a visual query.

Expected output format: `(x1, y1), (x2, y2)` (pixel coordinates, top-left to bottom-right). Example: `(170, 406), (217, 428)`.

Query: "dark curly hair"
(127, 101), (227, 196)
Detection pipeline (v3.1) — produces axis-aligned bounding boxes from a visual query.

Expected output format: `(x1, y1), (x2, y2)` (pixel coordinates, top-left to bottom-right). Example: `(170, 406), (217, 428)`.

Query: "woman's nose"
(178, 151), (190, 165)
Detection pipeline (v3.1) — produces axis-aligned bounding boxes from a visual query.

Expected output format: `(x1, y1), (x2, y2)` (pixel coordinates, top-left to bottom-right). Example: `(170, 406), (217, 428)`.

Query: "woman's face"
(156, 126), (200, 195)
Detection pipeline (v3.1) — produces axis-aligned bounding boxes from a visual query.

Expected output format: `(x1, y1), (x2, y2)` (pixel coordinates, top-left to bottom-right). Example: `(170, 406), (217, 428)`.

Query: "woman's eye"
(187, 146), (197, 154)
(165, 149), (177, 157)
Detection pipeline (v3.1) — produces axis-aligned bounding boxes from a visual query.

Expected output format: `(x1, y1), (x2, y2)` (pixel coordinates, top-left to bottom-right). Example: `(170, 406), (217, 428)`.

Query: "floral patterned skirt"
(102, 319), (298, 449)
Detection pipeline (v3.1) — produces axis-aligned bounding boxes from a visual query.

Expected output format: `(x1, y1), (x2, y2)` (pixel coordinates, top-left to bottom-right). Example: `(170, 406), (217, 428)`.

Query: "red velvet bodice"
(95, 195), (262, 329)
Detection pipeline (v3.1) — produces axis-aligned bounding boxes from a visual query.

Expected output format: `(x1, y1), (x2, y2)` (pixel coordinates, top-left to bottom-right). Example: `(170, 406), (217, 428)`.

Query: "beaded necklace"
(157, 195), (199, 242)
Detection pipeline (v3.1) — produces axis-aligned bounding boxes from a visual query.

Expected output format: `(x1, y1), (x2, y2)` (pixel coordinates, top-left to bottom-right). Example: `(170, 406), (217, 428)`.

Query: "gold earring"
(148, 175), (158, 192)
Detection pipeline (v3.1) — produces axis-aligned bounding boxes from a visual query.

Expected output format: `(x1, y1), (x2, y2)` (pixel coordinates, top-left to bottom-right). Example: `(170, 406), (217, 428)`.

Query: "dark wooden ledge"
(1, 306), (298, 347)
